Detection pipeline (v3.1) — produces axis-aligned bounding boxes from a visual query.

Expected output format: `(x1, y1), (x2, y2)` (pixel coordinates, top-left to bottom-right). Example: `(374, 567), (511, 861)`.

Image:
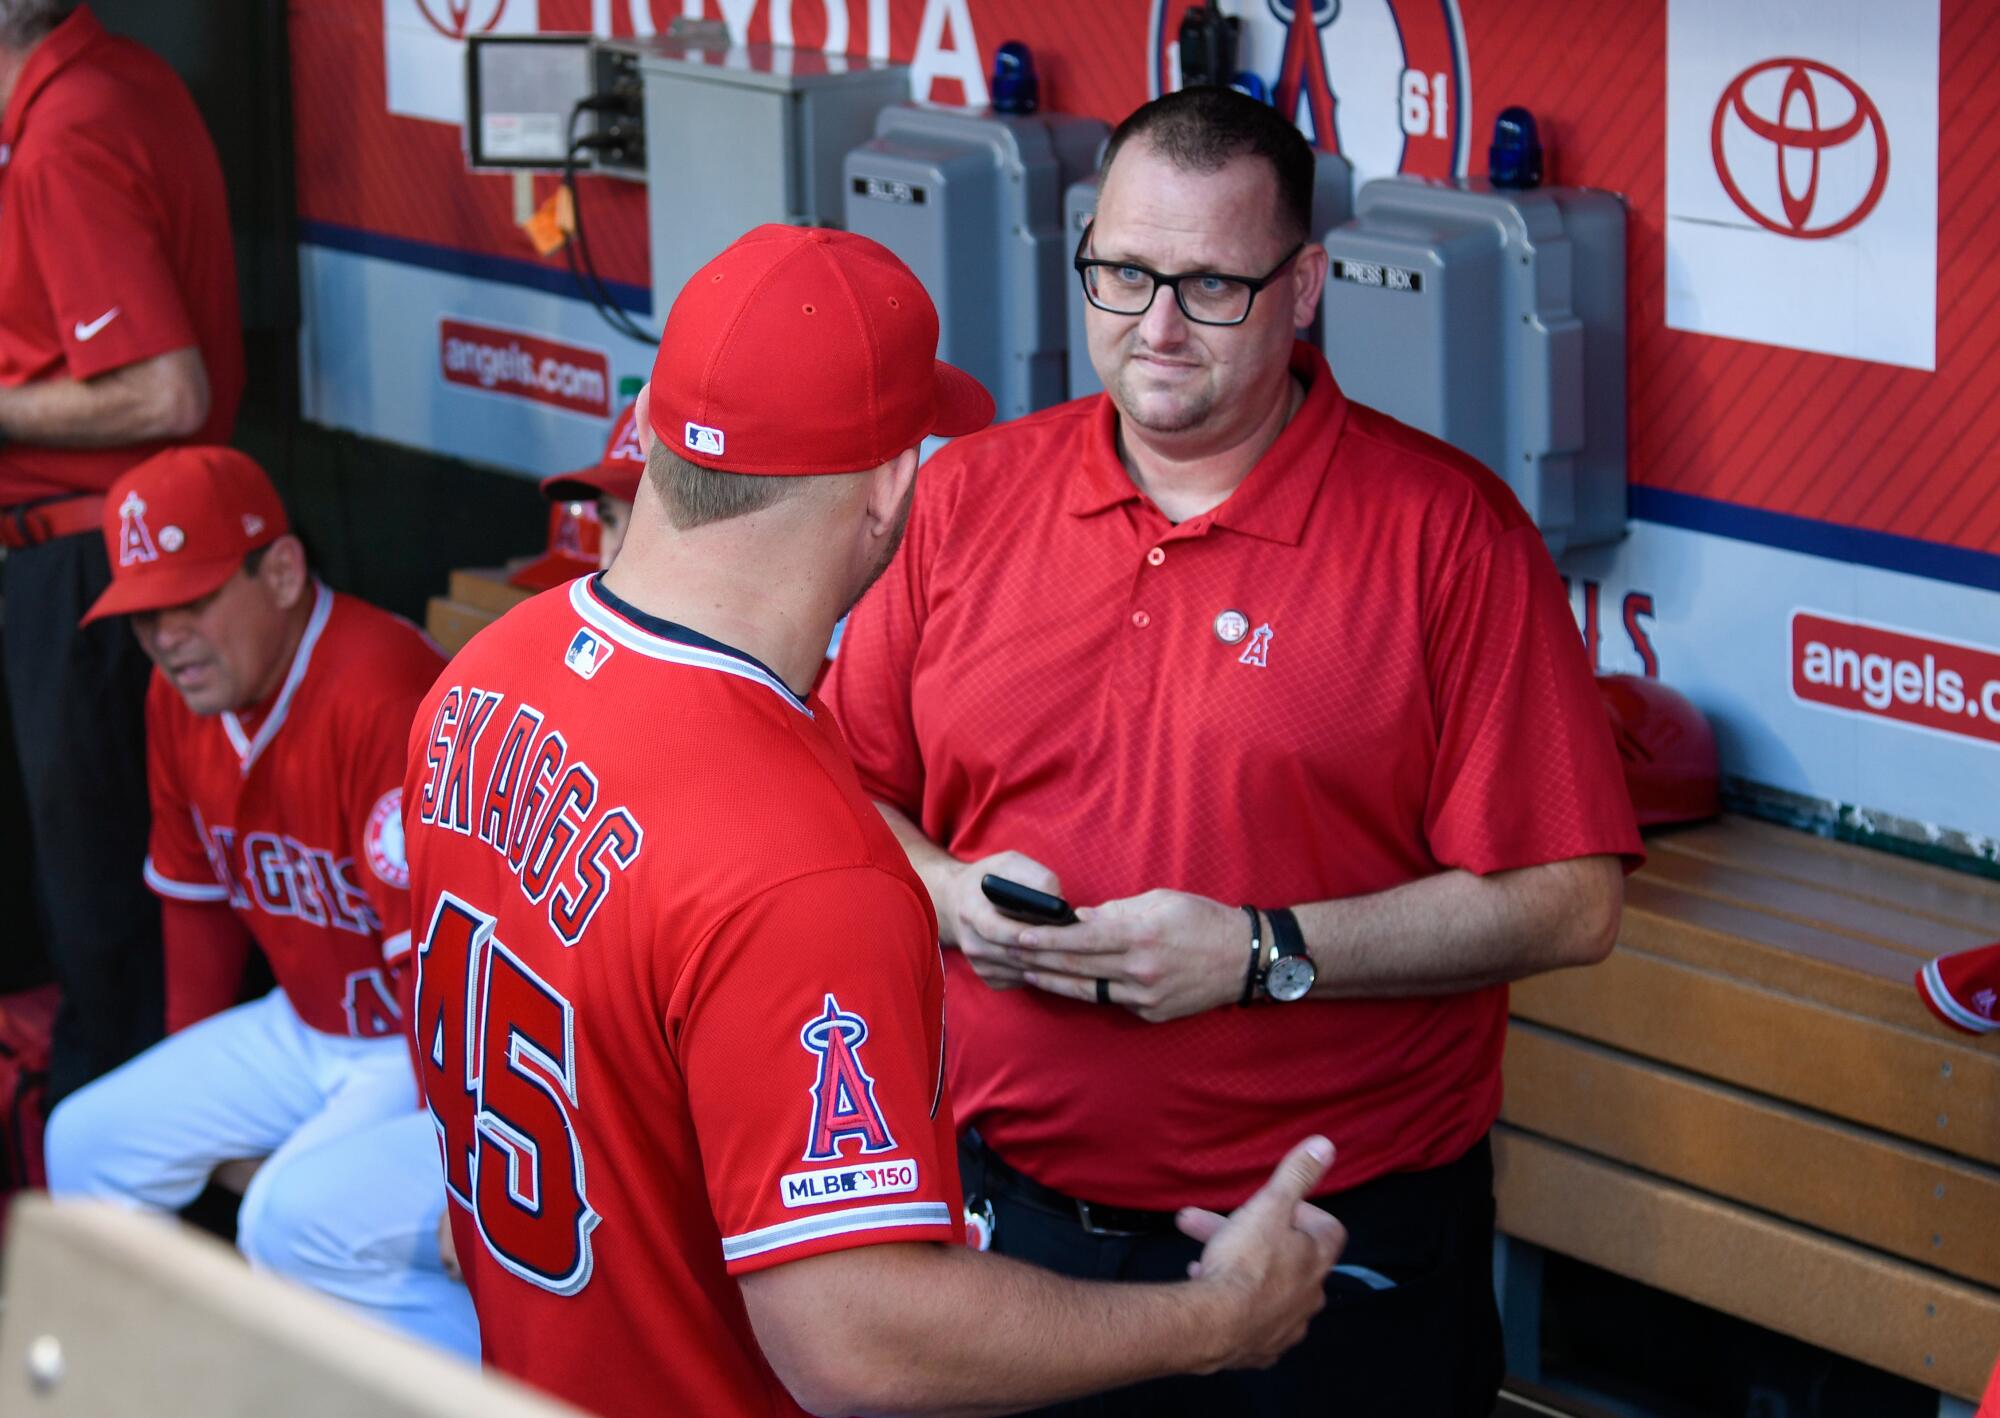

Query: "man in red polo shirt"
(0, 1), (242, 1098)
(825, 86), (1643, 1415)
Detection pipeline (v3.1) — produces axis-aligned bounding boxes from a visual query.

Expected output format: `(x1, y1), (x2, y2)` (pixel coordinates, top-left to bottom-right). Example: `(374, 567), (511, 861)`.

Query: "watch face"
(1267, 955), (1316, 1002)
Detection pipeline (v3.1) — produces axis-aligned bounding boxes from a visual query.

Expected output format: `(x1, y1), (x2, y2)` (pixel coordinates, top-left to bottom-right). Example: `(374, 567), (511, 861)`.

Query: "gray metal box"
(843, 106), (1107, 422)
(1063, 151), (1353, 401)
(635, 40), (908, 319)
(1320, 179), (1627, 555)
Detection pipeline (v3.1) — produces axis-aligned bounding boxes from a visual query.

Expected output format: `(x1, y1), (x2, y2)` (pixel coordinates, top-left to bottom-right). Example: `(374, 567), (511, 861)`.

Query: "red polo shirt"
(0, 6), (242, 504)
(825, 342), (1642, 1210)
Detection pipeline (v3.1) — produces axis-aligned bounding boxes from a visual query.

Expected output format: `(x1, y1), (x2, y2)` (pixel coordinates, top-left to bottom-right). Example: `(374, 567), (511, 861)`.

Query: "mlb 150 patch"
(778, 1159), (920, 1210)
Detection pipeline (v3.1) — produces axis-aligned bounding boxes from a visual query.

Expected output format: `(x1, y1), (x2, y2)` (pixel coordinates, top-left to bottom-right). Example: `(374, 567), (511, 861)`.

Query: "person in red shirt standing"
(824, 86), (1644, 1416)
(406, 224), (1346, 1418)
(43, 447), (476, 1358)
(0, 1), (243, 1099)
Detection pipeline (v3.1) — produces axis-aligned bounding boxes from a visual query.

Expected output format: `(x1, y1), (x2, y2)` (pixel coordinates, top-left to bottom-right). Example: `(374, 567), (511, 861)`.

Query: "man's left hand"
(1012, 889), (1251, 1022)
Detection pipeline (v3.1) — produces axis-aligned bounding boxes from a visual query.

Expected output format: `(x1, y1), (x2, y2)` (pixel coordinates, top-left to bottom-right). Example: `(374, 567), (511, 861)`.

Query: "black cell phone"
(980, 874), (1078, 927)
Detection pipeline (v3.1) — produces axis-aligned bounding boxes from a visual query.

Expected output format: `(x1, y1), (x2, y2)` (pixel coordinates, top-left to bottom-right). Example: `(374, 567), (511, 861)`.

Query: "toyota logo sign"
(414, 0), (509, 41)
(1711, 58), (1889, 240)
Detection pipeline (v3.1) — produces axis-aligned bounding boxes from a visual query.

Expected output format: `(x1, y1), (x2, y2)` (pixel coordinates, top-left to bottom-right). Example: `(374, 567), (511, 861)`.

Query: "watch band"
(1237, 906), (1262, 1007)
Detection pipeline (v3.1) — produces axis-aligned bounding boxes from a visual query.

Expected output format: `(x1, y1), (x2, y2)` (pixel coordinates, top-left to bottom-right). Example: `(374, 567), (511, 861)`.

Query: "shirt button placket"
(1120, 538), (1171, 690)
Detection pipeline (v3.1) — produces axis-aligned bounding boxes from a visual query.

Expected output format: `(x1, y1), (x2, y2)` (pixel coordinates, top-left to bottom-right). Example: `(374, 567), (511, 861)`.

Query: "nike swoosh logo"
(74, 307), (121, 341)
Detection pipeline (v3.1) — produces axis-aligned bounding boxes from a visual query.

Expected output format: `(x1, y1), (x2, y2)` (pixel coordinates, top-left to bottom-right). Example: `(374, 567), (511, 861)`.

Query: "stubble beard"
(1110, 353), (1216, 436)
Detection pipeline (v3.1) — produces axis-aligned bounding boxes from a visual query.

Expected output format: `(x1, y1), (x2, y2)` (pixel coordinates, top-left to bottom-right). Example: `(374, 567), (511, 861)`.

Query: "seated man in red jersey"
(404, 225), (1345, 1418)
(44, 446), (477, 1359)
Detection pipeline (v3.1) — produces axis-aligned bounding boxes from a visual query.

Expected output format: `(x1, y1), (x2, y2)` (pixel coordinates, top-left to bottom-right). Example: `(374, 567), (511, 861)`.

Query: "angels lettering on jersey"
(416, 685), (644, 946)
(185, 804), (383, 935)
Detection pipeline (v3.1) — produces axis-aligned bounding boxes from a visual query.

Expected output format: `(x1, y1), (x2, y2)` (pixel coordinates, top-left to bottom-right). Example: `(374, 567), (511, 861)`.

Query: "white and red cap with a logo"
(539, 400), (647, 505)
(80, 446), (288, 625)
(1916, 940), (2000, 1035)
(511, 402), (645, 591)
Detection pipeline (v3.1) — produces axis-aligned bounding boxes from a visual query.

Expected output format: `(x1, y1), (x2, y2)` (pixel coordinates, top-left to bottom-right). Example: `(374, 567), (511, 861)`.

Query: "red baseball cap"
(540, 401), (647, 505)
(509, 501), (604, 592)
(649, 225), (994, 475)
(1597, 674), (1720, 828)
(1916, 939), (2000, 1035)
(81, 446), (289, 625)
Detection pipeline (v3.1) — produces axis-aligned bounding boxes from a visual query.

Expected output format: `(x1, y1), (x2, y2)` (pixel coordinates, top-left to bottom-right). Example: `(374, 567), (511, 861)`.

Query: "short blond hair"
(646, 443), (815, 530)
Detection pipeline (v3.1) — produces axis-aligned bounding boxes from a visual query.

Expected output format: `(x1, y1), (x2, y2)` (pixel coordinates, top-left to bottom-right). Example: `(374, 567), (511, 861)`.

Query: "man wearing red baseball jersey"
(44, 447), (477, 1359)
(824, 87), (1644, 1416)
(406, 224), (1346, 1418)
(0, 1), (242, 1098)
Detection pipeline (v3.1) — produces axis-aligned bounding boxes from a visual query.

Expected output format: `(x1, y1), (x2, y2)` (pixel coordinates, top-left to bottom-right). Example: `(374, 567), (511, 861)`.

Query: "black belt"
(964, 1133), (1186, 1237)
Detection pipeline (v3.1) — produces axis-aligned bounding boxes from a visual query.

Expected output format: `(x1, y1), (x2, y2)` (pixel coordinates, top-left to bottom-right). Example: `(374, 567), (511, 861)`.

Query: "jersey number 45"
(416, 893), (601, 1296)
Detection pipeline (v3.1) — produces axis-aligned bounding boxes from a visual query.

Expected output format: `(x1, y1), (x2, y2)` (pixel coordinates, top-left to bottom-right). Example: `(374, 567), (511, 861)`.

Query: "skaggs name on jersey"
(416, 686), (644, 946)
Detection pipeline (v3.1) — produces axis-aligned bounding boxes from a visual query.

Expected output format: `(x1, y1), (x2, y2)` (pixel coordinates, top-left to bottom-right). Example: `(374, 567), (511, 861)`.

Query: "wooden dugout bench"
(425, 566), (533, 656)
(1494, 816), (2000, 1411)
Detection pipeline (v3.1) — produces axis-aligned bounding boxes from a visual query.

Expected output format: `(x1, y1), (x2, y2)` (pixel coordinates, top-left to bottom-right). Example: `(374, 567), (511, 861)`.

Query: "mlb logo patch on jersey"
(565, 627), (613, 680)
(778, 1157), (919, 1209)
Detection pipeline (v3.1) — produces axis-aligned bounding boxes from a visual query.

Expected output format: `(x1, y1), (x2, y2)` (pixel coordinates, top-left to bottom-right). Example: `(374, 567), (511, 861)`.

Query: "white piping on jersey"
(380, 929), (412, 963)
(720, 1201), (953, 1263)
(222, 581), (335, 776)
(143, 854), (229, 902)
(1923, 958), (2000, 1033)
(569, 577), (812, 717)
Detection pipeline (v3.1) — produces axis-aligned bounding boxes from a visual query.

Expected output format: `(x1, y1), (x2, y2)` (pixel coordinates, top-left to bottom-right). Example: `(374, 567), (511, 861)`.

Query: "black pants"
(1, 528), (162, 1102)
(962, 1133), (1505, 1418)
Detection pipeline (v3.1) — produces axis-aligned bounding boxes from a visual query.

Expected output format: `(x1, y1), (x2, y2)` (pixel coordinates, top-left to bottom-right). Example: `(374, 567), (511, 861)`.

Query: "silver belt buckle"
(1075, 1200), (1140, 1238)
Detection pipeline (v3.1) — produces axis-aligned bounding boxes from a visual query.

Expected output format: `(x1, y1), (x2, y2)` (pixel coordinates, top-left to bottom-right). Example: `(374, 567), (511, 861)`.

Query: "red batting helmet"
(1597, 675), (1721, 829)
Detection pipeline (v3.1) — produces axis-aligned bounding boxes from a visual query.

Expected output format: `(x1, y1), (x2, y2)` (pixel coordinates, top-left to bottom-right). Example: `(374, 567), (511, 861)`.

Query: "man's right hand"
(941, 850), (1066, 991)
(1178, 1136), (1346, 1371)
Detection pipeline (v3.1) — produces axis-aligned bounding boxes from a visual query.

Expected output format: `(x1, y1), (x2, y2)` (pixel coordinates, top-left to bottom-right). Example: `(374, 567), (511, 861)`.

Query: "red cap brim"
(539, 467), (644, 505)
(78, 557), (242, 627)
(507, 553), (598, 592)
(931, 360), (995, 440)
(1916, 943), (2000, 1035)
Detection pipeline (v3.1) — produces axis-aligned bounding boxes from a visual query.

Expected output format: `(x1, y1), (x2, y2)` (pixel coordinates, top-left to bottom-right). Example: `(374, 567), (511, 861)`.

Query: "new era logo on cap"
(685, 422), (725, 457)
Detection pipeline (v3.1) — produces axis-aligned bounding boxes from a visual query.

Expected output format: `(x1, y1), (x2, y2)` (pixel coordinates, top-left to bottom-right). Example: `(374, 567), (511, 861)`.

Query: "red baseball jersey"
(405, 574), (961, 1418)
(0, 6), (243, 503)
(826, 341), (1643, 1210)
(143, 586), (443, 1037)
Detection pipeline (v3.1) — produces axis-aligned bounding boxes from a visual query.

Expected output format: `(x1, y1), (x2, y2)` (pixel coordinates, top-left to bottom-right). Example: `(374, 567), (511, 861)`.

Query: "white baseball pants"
(44, 988), (479, 1360)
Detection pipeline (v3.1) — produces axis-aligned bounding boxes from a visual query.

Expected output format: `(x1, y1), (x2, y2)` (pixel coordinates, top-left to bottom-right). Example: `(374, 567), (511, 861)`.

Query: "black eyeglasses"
(1072, 221), (1305, 327)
